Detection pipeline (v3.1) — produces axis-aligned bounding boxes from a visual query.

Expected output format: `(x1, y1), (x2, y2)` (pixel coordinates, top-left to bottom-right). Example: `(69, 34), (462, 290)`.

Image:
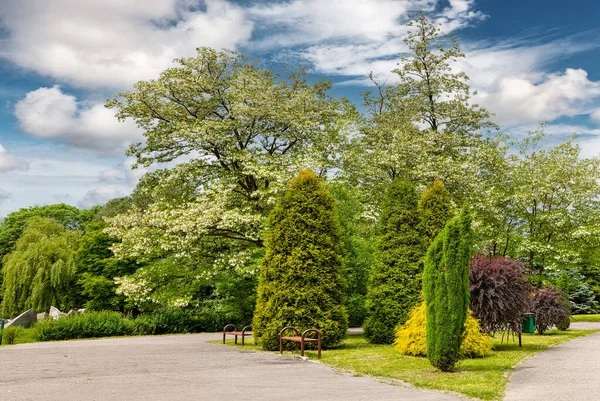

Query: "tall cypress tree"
(364, 179), (425, 344)
(419, 178), (453, 244)
(423, 208), (473, 371)
(253, 170), (348, 351)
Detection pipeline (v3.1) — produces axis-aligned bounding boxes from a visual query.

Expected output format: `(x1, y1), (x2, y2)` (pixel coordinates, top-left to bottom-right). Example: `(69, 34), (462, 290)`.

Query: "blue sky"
(0, 0), (599, 217)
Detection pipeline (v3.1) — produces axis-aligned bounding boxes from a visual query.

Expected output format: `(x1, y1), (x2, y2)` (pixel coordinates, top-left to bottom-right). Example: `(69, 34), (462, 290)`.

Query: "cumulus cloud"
(0, 0), (253, 88)
(0, 144), (29, 173)
(591, 109), (600, 124)
(304, 29), (600, 127)
(474, 68), (600, 126)
(14, 86), (142, 153)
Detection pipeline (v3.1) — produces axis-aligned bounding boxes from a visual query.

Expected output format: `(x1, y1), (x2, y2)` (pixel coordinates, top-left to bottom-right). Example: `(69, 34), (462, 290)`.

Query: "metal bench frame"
(279, 326), (322, 359)
(222, 324), (253, 345)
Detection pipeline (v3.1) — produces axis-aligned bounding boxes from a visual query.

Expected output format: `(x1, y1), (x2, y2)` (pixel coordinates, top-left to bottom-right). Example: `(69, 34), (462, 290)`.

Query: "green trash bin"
(522, 313), (535, 333)
(0, 318), (4, 345)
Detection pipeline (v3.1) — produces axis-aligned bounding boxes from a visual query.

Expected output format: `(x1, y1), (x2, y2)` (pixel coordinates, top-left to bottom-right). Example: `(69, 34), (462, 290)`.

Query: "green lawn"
(571, 314), (600, 322)
(223, 329), (598, 400)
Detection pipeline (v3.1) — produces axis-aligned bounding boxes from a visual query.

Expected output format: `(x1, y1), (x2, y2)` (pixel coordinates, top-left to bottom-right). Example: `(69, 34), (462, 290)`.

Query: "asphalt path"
(0, 333), (463, 401)
(504, 322), (600, 401)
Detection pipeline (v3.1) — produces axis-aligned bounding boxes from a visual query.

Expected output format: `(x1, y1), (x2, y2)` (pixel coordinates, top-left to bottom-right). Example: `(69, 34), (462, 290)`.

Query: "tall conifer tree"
(253, 170), (347, 350)
(419, 179), (453, 244)
(423, 208), (473, 371)
(364, 179), (425, 344)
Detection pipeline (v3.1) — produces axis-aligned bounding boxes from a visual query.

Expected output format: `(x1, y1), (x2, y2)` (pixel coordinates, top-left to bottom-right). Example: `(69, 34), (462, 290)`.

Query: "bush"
(470, 255), (530, 335)
(423, 208), (473, 371)
(364, 179), (425, 344)
(34, 312), (134, 341)
(556, 316), (571, 331)
(1, 325), (24, 345)
(395, 302), (492, 358)
(530, 286), (571, 334)
(253, 171), (348, 350)
(133, 308), (230, 335)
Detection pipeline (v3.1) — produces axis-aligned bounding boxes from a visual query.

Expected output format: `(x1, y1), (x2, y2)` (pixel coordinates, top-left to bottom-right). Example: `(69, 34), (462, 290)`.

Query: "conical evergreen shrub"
(364, 179), (425, 344)
(423, 208), (473, 371)
(419, 178), (453, 244)
(253, 170), (348, 350)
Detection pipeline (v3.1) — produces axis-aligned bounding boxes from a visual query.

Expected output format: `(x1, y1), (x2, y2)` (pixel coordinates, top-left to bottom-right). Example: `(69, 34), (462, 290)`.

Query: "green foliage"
(423, 209), (473, 371)
(1, 217), (80, 317)
(34, 311), (135, 341)
(79, 274), (121, 311)
(394, 302), (492, 358)
(132, 308), (231, 335)
(209, 268), (258, 326)
(95, 197), (133, 219)
(70, 221), (137, 311)
(0, 203), (91, 258)
(253, 170), (348, 350)
(1, 325), (23, 345)
(364, 179), (425, 344)
(419, 179), (454, 244)
(330, 182), (376, 326)
(346, 294), (368, 327)
(105, 47), (355, 266)
(477, 127), (600, 272)
(32, 308), (235, 342)
(343, 13), (497, 209)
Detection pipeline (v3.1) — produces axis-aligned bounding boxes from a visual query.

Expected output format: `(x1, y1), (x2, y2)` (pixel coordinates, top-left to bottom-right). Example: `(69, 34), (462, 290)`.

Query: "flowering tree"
(105, 48), (354, 304)
(476, 127), (600, 274)
(344, 13), (499, 207)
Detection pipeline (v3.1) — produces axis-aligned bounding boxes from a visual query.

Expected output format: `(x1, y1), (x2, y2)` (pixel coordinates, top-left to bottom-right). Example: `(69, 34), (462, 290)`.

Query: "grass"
(571, 314), (600, 322)
(0, 326), (37, 346)
(222, 329), (598, 400)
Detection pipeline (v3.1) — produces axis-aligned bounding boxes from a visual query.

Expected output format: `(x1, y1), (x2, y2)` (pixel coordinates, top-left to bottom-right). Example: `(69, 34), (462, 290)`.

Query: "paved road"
(0, 333), (463, 401)
(505, 327), (600, 401)
(570, 321), (600, 330)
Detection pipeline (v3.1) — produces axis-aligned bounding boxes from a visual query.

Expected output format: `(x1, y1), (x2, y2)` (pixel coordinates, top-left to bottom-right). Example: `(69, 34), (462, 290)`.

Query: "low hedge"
(34, 311), (135, 341)
(32, 308), (240, 342)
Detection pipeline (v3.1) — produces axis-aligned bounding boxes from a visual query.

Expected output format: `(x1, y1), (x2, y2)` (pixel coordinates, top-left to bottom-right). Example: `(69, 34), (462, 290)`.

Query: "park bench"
(222, 324), (253, 345)
(279, 326), (322, 359)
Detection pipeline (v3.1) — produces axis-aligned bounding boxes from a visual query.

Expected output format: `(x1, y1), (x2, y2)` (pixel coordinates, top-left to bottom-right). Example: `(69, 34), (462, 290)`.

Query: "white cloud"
(0, 145), (146, 217)
(0, 0), (253, 88)
(0, 144), (29, 173)
(14, 86), (142, 153)
(591, 109), (600, 124)
(473, 68), (600, 126)
(251, 0), (418, 46)
(304, 30), (600, 127)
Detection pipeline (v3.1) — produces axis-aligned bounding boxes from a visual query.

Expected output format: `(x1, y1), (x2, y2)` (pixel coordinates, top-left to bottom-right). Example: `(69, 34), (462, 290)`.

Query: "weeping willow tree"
(1, 217), (80, 317)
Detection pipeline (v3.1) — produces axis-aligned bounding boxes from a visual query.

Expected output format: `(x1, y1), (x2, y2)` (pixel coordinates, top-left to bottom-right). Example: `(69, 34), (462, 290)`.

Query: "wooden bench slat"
(281, 336), (318, 342)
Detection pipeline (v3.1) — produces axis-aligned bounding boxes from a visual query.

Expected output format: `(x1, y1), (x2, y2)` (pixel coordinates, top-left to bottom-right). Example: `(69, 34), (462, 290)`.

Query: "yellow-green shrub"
(395, 302), (492, 358)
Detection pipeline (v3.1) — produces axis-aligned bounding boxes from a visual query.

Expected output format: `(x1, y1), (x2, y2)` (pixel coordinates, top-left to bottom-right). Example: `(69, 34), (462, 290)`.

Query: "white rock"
(49, 306), (66, 320)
